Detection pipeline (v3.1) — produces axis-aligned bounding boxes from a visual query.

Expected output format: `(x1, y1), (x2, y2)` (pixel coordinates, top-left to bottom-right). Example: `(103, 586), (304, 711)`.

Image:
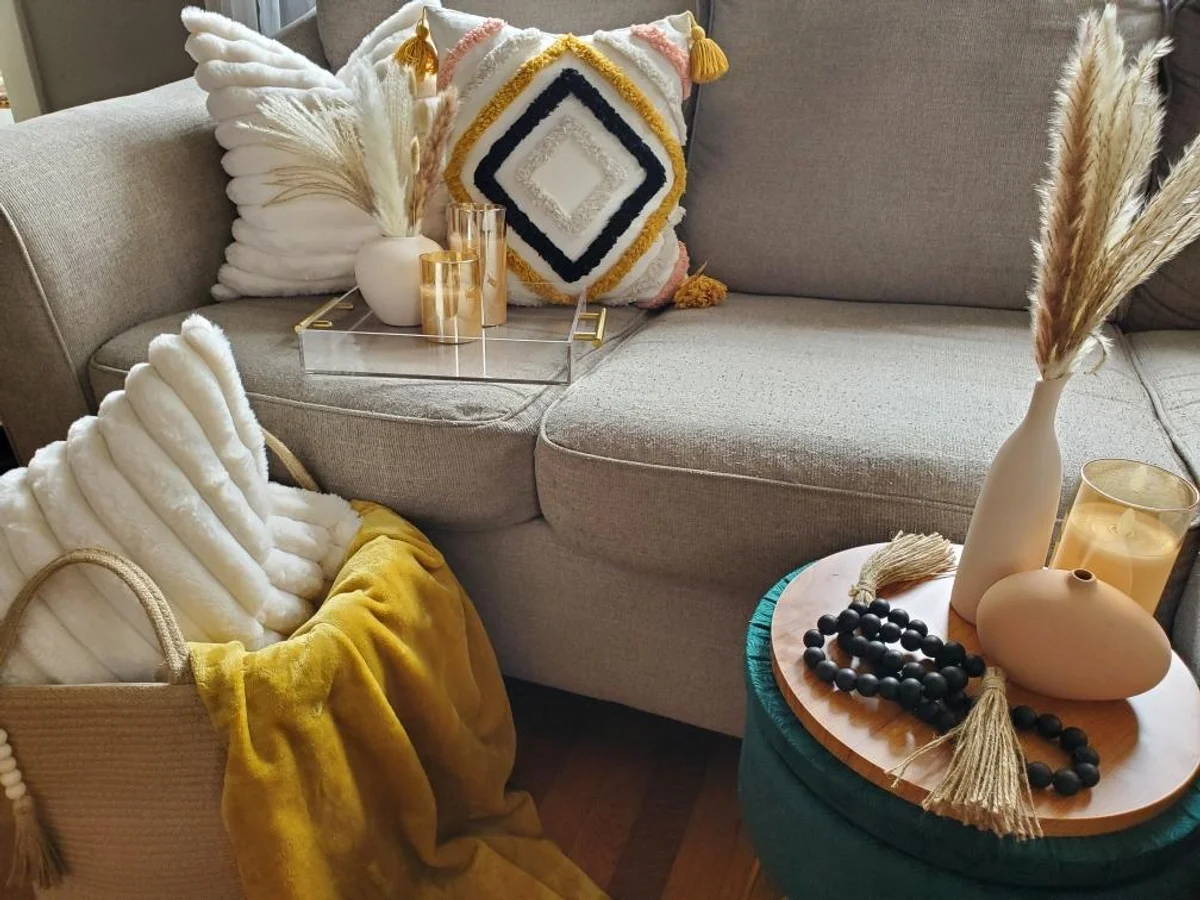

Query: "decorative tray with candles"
(294, 288), (633, 385)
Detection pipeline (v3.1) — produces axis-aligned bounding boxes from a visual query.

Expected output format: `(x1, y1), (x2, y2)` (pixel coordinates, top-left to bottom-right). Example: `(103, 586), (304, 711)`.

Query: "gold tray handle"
(294, 292), (357, 334)
(573, 307), (607, 347)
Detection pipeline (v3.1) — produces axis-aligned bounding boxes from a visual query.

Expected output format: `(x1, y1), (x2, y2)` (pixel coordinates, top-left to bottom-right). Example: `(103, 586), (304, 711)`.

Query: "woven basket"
(0, 432), (322, 898)
(0, 550), (242, 899)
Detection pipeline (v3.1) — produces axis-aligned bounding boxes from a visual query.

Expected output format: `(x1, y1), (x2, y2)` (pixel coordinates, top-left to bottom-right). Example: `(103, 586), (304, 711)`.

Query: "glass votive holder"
(447, 201), (507, 327)
(1050, 459), (1199, 615)
(419, 251), (482, 345)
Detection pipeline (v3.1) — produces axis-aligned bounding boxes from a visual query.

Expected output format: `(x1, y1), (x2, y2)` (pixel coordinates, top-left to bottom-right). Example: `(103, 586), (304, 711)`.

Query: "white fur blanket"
(0, 316), (359, 683)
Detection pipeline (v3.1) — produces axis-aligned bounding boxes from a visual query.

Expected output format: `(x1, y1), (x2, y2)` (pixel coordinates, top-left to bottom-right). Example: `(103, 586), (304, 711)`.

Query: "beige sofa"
(2, 0), (1198, 736)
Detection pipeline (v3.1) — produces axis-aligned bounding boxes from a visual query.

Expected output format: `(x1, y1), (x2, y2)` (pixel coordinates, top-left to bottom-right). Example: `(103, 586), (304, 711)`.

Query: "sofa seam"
(90, 303), (654, 431)
(89, 359), (555, 430)
(0, 200), (91, 458)
(1123, 330), (1200, 485)
(535, 426), (978, 514)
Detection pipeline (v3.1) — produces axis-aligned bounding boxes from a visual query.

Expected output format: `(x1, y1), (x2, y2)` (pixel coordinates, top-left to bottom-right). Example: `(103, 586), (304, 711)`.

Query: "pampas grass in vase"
(952, 3), (1200, 623)
(244, 60), (461, 326)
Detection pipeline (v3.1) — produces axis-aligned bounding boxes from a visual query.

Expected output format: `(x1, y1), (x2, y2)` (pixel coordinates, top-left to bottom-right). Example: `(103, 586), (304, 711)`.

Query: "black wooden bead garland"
(826, 533), (1050, 838)
(803, 595), (1102, 798)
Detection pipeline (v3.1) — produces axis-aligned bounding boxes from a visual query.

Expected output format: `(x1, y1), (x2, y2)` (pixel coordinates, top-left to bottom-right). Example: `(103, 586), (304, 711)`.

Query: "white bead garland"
(0, 722), (63, 889)
(0, 732), (26, 801)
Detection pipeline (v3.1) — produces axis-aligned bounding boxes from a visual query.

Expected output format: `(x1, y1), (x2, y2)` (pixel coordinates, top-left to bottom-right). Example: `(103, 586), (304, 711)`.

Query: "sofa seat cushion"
(535, 294), (1187, 590)
(90, 297), (644, 529)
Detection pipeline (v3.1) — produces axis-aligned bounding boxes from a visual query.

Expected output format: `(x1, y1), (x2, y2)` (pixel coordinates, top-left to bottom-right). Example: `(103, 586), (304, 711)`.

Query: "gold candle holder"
(447, 202), (507, 327)
(419, 251), (482, 345)
(1051, 459), (1199, 615)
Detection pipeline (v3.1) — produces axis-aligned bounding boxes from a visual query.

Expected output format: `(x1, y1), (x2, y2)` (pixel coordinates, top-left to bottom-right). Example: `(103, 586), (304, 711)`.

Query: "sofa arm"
(0, 78), (231, 462)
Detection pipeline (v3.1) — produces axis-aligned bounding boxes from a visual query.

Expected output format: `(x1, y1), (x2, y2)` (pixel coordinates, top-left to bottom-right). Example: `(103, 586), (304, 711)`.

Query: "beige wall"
(0, 0), (193, 118)
(0, 0), (43, 120)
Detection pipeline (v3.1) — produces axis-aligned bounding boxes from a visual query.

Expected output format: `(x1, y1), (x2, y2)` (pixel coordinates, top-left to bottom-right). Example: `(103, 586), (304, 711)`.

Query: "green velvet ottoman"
(740, 569), (1200, 899)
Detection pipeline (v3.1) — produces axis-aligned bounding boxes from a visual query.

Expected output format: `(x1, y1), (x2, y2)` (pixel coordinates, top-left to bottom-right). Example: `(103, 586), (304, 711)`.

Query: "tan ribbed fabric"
(0, 547), (235, 897)
(1, 686), (239, 899)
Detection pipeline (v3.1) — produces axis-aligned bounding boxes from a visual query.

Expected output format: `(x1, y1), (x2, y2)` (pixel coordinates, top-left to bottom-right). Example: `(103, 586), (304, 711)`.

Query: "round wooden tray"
(771, 544), (1200, 837)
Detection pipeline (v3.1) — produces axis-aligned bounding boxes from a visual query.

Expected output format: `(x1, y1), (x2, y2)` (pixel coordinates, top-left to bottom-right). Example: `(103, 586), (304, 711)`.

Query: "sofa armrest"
(0, 78), (231, 461)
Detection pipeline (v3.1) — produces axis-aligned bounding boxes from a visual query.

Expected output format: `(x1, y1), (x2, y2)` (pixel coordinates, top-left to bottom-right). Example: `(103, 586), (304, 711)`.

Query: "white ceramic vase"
(354, 234), (441, 326)
(950, 376), (1069, 623)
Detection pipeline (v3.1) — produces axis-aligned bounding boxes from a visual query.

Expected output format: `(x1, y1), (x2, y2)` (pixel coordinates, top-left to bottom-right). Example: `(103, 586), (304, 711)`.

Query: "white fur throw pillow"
(183, 4), (431, 300)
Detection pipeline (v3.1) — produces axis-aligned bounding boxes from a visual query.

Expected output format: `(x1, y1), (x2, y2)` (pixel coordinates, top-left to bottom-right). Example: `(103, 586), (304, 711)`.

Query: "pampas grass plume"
(1030, 4), (1200, 379)
(240, 59), (459, 239)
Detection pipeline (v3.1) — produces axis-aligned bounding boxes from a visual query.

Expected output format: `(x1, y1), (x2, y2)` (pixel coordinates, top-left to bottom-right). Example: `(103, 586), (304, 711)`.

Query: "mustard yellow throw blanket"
(190, 502), (605, 900)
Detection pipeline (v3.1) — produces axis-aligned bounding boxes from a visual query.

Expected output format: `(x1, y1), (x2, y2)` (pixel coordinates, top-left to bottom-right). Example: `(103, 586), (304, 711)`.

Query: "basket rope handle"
(0, 548), (192, 686)
(263, 428), (321, 493)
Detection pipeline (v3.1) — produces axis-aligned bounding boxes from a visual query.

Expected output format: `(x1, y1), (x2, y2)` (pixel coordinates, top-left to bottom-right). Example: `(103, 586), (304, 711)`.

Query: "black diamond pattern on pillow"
(474, 67), (667, 284)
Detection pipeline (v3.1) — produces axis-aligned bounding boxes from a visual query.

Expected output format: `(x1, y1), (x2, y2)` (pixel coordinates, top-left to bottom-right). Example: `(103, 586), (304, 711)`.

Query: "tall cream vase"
(950, 375), (1069, 623)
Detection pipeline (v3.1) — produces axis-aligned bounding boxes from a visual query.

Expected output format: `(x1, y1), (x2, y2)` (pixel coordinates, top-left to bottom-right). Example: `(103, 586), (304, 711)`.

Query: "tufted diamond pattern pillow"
(428, 5), (703, 307)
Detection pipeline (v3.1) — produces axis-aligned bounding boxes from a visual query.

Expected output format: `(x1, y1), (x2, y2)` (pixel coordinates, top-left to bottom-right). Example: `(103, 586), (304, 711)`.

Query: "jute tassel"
(686, 11), (728, 84)
(394, 6), (439, 77)
(890, 668), (1043, 840)
(849, 531), (956, 605)
(0, 729), (65, 889)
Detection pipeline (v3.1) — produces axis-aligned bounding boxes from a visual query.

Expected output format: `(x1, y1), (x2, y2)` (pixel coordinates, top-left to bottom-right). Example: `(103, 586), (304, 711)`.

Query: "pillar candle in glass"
(1050, 459), (1199, 615)
(447, 202), (507, 327)
(419, 251), (482, 344)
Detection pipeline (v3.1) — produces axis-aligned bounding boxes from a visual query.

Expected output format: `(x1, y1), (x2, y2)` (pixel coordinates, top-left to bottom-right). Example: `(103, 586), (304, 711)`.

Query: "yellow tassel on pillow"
(687, 11), (728, 84)
(394, 7), (439, 77)
(674, 264), (728, 309)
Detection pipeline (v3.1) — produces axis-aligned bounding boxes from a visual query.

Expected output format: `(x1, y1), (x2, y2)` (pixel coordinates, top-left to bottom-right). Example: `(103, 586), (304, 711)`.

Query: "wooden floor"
(507, 680), (782, 900)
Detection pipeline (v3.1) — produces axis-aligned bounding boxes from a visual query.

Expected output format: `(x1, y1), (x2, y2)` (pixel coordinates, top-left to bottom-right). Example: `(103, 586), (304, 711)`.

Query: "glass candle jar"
(1050, 459), (1199, 615)
(419, 251), (482, 345)
(447, 202), (507, 327)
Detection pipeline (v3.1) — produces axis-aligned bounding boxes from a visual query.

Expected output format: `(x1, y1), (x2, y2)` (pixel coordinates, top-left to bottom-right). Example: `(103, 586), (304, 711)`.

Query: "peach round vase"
(950, 375), (1069, 623)
(977, 567), (1170, 700)
(354, 234), (442, 327)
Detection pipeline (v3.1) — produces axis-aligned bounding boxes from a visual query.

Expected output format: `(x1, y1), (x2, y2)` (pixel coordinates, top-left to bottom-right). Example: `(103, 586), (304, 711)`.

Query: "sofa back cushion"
(317, 0), (709, 71)
(1125, 0), (1200, 331)
(683, 0), (1164, 308)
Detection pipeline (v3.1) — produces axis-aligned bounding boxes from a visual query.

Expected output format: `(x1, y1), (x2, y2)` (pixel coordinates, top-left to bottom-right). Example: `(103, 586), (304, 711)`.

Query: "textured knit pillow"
(426, 5), (719, 306)
(182, 4), (430, 299)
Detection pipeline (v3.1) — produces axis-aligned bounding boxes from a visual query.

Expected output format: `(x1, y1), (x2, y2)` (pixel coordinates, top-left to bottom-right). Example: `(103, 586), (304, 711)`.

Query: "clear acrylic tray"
(295, 288), (622, 385)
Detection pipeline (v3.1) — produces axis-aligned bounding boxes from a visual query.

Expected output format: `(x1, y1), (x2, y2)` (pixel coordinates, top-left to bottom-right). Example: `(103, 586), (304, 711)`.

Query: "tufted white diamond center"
(513, 113), (629, 238)
(527, 132), (605, 217)
(492, 95), (640, 254)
